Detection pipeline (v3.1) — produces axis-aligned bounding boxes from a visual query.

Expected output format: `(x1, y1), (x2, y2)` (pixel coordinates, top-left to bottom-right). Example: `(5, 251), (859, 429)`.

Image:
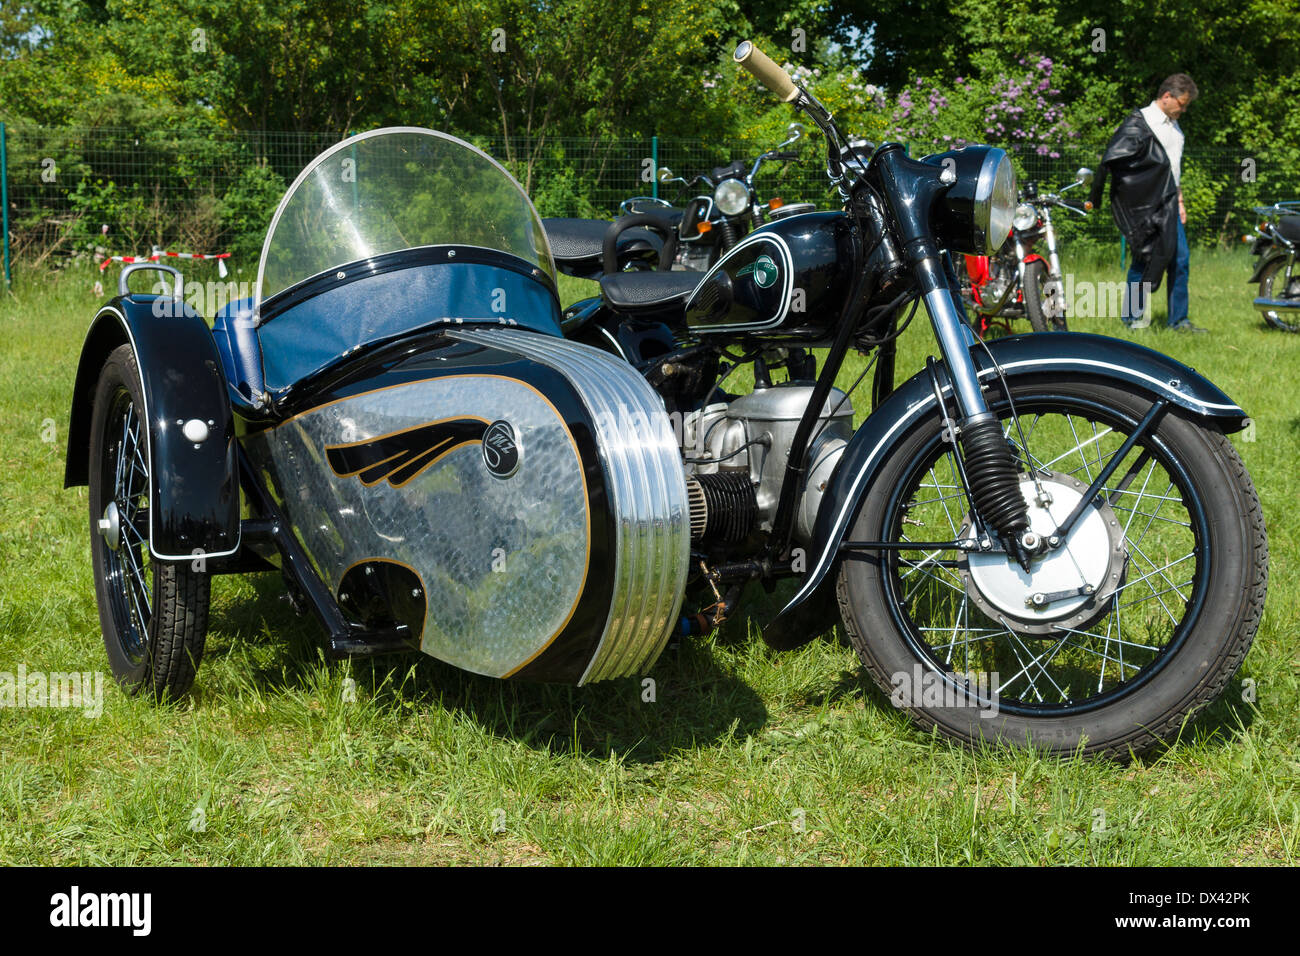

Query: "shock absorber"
(959, 412), (1029, 541)
(718, 217), (739, 251)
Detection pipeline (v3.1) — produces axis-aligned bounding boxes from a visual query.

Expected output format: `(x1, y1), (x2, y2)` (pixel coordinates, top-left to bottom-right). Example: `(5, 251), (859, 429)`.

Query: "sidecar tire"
(835, 378), (1266, 760)
(88, 345), (211, 700)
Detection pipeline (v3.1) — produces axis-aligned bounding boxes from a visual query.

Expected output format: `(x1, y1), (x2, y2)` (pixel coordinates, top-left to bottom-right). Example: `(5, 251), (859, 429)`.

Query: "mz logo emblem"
(482, 420), (521, 479)
(738, 253), (779, 289)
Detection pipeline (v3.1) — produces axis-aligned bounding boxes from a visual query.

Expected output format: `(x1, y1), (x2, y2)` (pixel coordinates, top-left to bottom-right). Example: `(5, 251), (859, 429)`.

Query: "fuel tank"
(684, 211), (854, 341)
(241, 328), (690, 684)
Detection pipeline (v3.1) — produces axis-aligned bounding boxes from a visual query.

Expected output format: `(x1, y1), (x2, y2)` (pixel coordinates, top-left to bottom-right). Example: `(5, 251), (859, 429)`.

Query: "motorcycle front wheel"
(835, 376), (1266, 759)
(1257, 257), (1300, 333)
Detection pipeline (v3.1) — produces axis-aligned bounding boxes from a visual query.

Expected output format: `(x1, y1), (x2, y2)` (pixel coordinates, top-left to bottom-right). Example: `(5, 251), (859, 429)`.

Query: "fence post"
(1, 121), (10, 288)
(651, 134), (658, 200)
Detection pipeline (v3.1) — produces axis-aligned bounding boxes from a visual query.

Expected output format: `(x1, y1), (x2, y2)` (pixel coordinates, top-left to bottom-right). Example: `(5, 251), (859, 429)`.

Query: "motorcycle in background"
(1246, 201), (1300, 332)
(545, 123), (816, 281)
(956, 168), (1092, 335)
(650, 121), (816, 270)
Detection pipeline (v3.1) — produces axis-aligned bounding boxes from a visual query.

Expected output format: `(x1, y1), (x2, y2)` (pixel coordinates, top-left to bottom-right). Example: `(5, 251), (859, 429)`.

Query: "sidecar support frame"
(228, 445), (418, 658)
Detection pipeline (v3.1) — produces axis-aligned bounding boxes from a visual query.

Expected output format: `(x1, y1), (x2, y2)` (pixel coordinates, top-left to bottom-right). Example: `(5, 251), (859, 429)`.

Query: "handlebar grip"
(734, 41), (799, 102)
(773, 150), (799, 161)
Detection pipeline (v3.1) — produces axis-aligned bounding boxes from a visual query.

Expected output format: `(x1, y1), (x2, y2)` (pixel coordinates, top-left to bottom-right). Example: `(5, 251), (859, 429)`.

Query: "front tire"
(88, 345), (210, 700)
(836, 377), (1266, 759)
(1257, 257), (1300, 333)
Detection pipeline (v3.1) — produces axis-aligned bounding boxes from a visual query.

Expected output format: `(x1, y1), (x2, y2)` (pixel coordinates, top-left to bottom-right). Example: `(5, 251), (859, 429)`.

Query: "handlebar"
(734, 40), (799, 102)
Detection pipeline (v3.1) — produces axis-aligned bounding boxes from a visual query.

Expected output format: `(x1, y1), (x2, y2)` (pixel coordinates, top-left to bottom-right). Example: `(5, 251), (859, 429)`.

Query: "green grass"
(0, 248), (1295, 865)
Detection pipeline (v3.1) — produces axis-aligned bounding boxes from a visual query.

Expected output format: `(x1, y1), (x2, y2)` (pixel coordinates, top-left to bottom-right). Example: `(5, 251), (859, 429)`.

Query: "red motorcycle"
(956, 168), (1092, 335)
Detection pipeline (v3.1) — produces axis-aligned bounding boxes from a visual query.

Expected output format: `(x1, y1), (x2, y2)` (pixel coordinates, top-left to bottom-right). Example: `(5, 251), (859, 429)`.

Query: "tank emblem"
(738, 254), (779, 289)
(482, 420), (522, 479)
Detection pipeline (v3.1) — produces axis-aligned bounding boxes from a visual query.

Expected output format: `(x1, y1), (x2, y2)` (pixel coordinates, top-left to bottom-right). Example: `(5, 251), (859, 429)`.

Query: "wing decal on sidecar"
(326, 417), (490, 488)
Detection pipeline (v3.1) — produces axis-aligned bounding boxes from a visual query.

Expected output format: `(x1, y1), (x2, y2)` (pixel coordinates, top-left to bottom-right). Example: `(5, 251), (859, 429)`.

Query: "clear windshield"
(256, 128), (553, 306)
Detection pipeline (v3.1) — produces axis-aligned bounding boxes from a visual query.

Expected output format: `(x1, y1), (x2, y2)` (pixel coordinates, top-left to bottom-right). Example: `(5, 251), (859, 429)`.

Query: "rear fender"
(766, 332), (1247, 639)
(1249, 248), (1292, 284)
(65, 296), (240, 560)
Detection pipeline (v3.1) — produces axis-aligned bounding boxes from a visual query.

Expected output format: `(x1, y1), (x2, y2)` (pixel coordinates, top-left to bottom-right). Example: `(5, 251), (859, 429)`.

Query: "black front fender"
(65, 296), (240, 560)
(766, 332), (1247, 642)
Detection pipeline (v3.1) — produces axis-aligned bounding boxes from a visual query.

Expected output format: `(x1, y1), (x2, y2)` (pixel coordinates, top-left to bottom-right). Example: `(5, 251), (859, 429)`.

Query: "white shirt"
(1140, 100), (1184, 186)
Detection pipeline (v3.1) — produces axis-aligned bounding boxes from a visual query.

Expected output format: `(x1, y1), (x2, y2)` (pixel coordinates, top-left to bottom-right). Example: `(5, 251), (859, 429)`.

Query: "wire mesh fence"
(1, 123), (1293, 277)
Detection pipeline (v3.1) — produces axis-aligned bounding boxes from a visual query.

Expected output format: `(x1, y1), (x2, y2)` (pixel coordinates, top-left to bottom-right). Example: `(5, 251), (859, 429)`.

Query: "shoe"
(1171, 321), (1208, 333)
(1124, 314), (1152, 330)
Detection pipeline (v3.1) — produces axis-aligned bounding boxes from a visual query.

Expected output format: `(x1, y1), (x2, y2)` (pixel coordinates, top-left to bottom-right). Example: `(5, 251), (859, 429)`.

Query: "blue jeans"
(1123, 220), (1189, 327)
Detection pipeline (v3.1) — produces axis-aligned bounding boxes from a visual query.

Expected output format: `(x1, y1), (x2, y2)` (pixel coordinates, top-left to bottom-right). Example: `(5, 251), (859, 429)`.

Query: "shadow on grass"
(206, 571), (769, 764)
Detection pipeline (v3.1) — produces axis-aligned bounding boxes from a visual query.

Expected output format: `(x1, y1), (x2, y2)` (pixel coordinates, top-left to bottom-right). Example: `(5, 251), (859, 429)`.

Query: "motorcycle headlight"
(924, 146), (1017, 254)
(714, 178), (750, 217)
(1012, 203), (1037, 232)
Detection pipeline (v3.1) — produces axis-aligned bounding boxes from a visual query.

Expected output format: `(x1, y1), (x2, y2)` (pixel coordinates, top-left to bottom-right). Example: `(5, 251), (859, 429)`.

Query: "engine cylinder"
(685, 472), (758, 544)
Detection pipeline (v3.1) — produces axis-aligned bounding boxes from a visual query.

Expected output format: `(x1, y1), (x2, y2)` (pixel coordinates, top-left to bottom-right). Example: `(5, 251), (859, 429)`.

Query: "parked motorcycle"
(553, 43), (1268, 756)
(67, 46), (1266, 759)
(650, 122), (816, 270)
(1247, 201), (1300, 332)
(955, 169), (1092, 335)
(544, 124), (814, 280)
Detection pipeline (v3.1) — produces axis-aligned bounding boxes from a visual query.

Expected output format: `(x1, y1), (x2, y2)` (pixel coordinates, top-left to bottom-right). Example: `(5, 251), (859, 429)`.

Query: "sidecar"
(65, 128), (690, 694)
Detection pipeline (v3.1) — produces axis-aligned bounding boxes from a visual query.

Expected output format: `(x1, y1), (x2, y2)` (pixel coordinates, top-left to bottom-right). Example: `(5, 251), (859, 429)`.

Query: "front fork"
(914, 243), (1034, 569)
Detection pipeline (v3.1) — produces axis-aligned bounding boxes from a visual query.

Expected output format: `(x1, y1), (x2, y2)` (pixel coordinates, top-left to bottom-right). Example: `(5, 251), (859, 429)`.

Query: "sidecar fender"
(768, 332), (1247, 638)
(65, 297), (240, 560)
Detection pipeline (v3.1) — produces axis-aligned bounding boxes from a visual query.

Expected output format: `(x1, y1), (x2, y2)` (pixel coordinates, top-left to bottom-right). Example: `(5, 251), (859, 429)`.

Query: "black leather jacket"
(1088, 109), (1179, 289)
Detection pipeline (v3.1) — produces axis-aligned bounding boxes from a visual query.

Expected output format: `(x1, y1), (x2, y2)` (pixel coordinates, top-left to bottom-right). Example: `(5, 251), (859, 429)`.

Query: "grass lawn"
(0, 247), (1294, 865)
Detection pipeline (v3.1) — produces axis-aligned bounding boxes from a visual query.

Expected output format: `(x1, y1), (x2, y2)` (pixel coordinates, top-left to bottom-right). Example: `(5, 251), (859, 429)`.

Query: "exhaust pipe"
(1254, 297), (1300, 314)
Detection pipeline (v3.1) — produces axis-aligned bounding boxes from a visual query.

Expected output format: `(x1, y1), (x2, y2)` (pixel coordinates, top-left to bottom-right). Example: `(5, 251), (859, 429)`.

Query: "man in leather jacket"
(1089, 74), (1205, 332)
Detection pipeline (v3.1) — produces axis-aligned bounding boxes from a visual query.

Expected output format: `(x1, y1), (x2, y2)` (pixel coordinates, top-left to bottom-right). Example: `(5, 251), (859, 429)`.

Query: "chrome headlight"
(1012, 202), (1037, 232)
(714, 178), (750, 217)
(925, 146), (1017, 254)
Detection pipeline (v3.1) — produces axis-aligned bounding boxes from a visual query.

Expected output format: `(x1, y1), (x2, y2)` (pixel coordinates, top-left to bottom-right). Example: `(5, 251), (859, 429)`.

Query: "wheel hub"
(98, 501), (122, 550)
(959, 472), (1126, 635)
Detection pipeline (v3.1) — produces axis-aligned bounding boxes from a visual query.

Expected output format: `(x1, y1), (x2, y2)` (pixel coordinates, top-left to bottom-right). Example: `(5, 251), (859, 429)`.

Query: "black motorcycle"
(75, 43), (1266, 759)
(558, 41), (1267, 757)
(544, 124), (814, 280)
(1247, 201), (1300, 332)
(650, 122), (815, 270)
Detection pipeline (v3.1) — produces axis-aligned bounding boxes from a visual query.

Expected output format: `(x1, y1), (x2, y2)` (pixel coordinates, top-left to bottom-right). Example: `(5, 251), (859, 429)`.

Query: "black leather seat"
(1277, 215), (1300, 243)
(599, 270), (700, 313)
(543, 218), (663, 278)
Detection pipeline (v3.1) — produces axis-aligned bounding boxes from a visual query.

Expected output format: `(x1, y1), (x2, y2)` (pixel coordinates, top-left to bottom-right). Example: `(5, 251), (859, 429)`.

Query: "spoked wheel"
(1258, 258), (1300, 333)
(836, 377), (1267, 758)
(1023, 260), (1068, 332)
(89, 345), (210, 700)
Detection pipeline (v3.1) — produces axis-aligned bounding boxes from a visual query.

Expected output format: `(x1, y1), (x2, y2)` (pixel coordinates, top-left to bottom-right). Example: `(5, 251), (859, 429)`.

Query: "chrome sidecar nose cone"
(98, 501), (121, 550)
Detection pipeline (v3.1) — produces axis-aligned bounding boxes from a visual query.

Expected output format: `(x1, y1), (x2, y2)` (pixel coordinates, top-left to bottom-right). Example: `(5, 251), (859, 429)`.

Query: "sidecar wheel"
(835, 377), (1266, 759)
(88, 345), (210, 700)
